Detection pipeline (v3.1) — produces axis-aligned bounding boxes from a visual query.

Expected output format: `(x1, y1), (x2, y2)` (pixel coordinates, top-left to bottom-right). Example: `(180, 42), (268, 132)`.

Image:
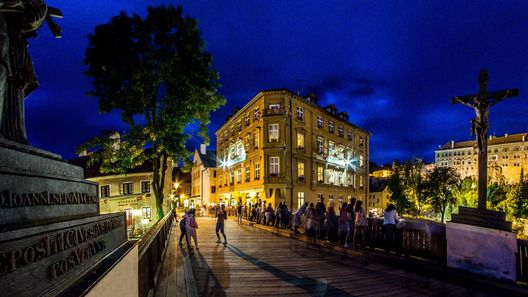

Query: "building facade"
(190, 145), (217, 207)
(435, 133), (528, 184)
(368, 178), (391, 217)
(70, 156), (174, 237)
(215, 89), (370, 211)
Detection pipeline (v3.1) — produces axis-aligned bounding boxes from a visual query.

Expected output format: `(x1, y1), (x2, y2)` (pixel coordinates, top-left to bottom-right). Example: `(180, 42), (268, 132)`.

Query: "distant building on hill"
(435, 132), (528, 184)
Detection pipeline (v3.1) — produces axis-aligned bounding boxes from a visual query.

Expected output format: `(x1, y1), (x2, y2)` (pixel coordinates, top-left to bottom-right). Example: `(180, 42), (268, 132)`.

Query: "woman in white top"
(382, 204), (400, 250)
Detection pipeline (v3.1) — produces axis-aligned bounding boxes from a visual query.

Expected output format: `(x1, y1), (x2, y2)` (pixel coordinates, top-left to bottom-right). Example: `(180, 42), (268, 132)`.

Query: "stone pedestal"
(0, 141), (129, 296)
(446, 222), (517, 281)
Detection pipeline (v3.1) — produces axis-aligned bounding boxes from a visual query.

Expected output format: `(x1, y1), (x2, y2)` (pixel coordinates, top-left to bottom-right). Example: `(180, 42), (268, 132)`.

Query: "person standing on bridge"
(216, 204), (228, 245)
(237, 200), (243, 225)
(344, 198), (356, 248)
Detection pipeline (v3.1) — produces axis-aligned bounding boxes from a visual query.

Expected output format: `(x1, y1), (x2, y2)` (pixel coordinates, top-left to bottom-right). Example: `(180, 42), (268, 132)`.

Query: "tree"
(513, 181), (528, 218)
(424, 167), (461, 222)
(79, 5), (225, 219)
(387, 161), (412, 214)
(401, 158), (428, 216)
(453, 177), (478, 208)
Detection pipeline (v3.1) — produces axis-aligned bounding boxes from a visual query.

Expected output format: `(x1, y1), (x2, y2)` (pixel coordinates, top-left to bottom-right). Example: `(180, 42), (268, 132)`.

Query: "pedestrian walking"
(216, 204), (228, 245)
(344, 198), (356, 248)
(185, 208), (199, 250)
(178, 211), (189, 248)
(237, 201), (243, 225)
(353, 200), (368, 248)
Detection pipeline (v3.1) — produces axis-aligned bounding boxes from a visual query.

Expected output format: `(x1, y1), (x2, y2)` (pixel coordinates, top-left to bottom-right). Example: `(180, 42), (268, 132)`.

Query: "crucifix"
(452, 69), (519, 210)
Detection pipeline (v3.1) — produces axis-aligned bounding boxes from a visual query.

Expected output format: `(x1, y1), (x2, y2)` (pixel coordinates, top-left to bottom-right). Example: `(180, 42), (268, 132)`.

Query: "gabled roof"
(200, 150), (217, 168)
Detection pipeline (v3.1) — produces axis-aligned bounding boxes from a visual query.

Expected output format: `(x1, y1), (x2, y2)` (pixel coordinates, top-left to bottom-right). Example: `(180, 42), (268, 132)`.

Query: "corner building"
(215, 90), (369, 210)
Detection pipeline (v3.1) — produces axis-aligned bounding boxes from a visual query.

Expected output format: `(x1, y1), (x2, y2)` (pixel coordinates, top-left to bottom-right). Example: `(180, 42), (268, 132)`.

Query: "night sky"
(25, 1), (528, 165)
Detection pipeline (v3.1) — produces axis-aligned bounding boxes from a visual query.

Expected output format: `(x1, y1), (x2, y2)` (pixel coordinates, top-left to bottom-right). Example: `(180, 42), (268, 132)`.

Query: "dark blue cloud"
(23, 0), (528, 165)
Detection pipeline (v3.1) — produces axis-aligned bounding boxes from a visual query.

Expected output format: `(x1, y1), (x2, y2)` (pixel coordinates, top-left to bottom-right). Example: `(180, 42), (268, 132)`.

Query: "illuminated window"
(237, 169), (242, 183)
(328, 168), (334, 184)
(100, 185), (110, 197)
(255, 162), (260, 179)
(245, 167), (250, 181)
(298, 161), (305, 179)
(329, 141), (335, 156)
(269, 157), (280, 175)
(269, 124), (279, 142)
(359, 155), (364, 167)
(236, 141), (243, 158)
(317, 166), (324, 182)
(142, 207), (152, 219)
(297, 192), (305, 209)
(296, 106), (304, 120)
(297, 132), (305, 149)
(360, 175), (364, 187)
(317, 138), (324, 154)
(329, 121), (334, 133)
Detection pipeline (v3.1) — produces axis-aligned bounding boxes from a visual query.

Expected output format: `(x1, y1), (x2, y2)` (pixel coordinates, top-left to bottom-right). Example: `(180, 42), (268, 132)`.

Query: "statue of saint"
(0, 0), (48, 144)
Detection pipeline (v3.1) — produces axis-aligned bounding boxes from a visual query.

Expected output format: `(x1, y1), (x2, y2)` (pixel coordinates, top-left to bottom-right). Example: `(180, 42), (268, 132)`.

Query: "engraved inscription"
(0, 190), (98, 208)
(0, 218), (121, 276)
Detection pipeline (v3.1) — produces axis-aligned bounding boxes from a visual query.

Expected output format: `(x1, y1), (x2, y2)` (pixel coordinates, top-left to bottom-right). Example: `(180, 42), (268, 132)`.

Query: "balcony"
(263, 108), (286, 116)
(265, 175), (285, 184)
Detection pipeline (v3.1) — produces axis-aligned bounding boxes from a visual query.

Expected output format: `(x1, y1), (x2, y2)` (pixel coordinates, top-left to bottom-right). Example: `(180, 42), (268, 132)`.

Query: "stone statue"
(0, 0), (61, 144)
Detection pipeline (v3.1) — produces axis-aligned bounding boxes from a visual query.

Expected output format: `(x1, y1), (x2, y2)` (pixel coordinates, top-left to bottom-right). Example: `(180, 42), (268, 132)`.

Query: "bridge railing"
(138, 211), (174, 297)
(366, 218), (447, 263)
(517, 239), (528, 283)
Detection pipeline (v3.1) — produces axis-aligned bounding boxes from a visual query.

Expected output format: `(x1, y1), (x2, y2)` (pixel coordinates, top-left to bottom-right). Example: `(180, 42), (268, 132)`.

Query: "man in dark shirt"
(344, 198), (357, 248)
(216, 204), (228, 245)
(237, 200), (243, 225)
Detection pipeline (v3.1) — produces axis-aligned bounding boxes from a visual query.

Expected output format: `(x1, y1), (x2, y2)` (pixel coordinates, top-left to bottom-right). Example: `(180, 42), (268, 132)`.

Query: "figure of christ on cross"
(451, 69), (518, 210)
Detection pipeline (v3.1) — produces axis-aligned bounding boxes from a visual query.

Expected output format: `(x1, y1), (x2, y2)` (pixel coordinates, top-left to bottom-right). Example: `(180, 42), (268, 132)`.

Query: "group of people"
(175, 198), (401, 252)
(176, 204), (228, 251)
(246, 200), (292, 228)
(293, 197), (401, 249)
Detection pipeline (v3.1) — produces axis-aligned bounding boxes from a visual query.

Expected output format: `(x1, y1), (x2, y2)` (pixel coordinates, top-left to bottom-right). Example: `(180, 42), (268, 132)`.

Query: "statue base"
(450, 206), (512, 231)
(446, 222), (517, 281)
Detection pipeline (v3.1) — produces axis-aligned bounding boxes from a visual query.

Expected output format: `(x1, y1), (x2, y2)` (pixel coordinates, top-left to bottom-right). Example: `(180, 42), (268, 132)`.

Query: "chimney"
(451, 140), (454, 149)
(200, 144), (206, 155)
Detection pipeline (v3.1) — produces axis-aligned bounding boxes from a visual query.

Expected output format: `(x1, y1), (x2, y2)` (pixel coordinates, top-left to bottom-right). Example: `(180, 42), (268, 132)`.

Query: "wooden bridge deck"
(155, 217), (523, 297)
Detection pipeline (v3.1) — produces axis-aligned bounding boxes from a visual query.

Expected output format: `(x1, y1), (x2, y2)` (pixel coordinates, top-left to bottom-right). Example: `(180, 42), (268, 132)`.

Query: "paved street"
(171, 217), (511, 297)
